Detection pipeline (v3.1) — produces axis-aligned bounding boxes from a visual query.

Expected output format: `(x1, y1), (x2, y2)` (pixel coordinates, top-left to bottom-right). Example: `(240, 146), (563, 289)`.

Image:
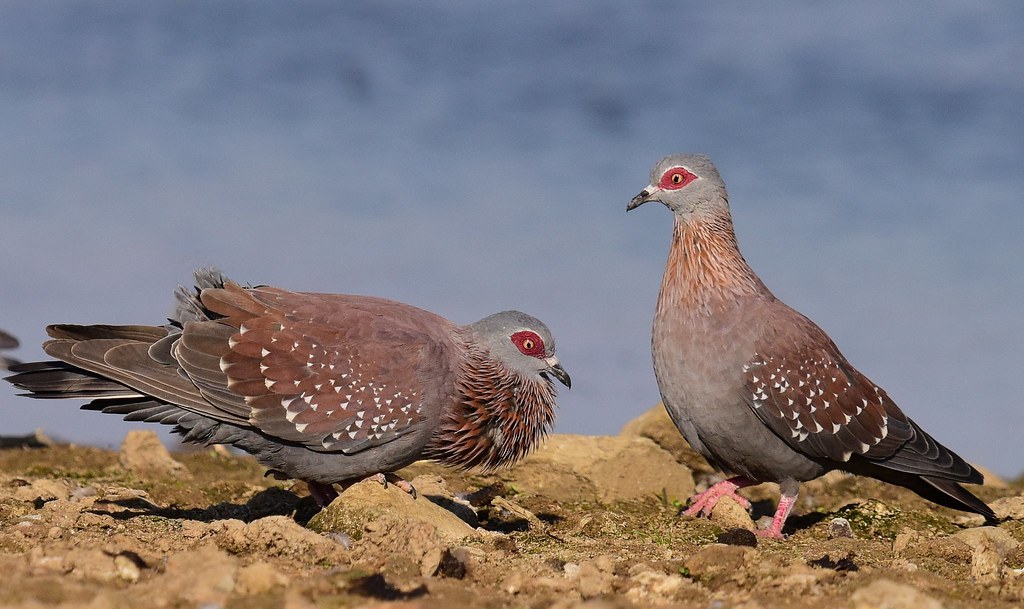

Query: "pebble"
(828, 517), (853, 539)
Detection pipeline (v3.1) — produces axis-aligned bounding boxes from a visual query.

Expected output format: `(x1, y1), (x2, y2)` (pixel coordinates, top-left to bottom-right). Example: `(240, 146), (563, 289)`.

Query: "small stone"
(717, 528), (757, 547)
(828, 517), (853, 539)
(710, 495), (755, 532)
(114, 553), (142, 583)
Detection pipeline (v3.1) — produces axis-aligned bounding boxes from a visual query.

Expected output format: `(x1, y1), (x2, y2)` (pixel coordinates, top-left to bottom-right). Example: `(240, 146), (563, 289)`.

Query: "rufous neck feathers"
(657, 214), (769, 317)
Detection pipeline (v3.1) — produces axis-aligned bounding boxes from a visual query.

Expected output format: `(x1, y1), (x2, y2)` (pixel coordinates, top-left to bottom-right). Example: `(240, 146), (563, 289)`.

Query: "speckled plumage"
(629, 154), (994, 537)
(6, 269), (569, 505)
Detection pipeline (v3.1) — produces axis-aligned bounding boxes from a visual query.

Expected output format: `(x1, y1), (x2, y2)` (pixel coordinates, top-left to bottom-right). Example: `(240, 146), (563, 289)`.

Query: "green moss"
(834, 500), (956, 539)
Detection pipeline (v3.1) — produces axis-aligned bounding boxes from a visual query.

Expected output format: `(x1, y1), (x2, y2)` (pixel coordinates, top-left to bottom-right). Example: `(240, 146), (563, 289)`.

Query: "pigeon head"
(467, 310), (571, 389)
(626, 153), (729, 222)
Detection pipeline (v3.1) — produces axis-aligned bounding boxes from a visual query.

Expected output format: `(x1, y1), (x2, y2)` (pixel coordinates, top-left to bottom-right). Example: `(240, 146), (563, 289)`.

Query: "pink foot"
(684, 476), (753, 518)
(371, 472), (418, 499)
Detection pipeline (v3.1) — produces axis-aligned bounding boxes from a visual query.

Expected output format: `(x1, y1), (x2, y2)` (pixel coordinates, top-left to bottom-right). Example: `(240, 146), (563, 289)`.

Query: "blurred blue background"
(2, 2), (1021, 476)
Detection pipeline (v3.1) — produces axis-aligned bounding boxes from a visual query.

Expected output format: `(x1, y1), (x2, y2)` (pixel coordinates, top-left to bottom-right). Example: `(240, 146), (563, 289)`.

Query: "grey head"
(626, 154), (730, 221)
(467, 310), (571, 388)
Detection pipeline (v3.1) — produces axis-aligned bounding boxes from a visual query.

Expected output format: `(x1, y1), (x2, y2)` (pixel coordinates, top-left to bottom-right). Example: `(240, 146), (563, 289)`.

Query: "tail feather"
(920, 475), (996, 520)
(847, 457), (996, 521)
(47, 324), (167, 343)
(864, 419), (982, 483)
(3, 268), (269, 454)
(6, 361), (139, 398)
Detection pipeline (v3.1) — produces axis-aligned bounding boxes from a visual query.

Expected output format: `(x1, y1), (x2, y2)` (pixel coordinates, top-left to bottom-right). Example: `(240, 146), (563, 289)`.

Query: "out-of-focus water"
(2, 2), (1022, 476)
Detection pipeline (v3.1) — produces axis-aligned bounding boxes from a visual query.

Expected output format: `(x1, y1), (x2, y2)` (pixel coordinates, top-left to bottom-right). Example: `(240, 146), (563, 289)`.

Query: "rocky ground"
(0, 404), (1022, 609)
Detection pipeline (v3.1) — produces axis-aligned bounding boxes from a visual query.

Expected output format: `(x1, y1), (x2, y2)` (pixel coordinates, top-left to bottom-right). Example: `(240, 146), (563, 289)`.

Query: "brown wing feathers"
(8, 271), (450, 464)
(747, 321), (983, 485)
(199, 281), (430, 452)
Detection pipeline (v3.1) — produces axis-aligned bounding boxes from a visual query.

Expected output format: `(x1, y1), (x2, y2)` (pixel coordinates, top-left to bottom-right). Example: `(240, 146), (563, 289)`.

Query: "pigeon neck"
(659, 213), (767, 315)
(423, 344), (556, 470)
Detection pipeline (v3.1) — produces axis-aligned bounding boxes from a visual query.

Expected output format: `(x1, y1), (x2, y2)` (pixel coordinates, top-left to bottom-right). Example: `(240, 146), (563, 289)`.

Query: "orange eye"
(511, 331), (545, 358)
(659, 167), (697, 190)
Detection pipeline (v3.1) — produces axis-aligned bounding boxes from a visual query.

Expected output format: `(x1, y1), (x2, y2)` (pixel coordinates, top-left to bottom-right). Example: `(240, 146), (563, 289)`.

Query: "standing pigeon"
(627, 154), (994, 538)
(6, 269), (570, 506)
(0, 329), (18, 369)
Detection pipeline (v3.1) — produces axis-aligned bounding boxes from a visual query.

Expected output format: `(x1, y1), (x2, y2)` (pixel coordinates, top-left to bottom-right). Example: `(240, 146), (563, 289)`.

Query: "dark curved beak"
(544, 356), (571, 389)
(627, 188), (654, 211)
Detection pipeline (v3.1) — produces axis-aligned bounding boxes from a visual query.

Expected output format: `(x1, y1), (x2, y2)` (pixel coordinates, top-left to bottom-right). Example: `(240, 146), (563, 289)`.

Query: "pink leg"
(754, 480), (799, 539)
(684, 476), (754, 517)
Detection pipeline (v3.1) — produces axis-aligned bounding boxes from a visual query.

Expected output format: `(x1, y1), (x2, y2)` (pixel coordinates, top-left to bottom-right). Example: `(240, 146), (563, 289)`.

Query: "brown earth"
(0, 404), (1022, 609)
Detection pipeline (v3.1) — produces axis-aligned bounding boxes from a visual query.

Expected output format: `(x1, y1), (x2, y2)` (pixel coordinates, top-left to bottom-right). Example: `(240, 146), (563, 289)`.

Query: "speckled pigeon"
(6, 269), (570, 506)
(627, 154), (994, 538)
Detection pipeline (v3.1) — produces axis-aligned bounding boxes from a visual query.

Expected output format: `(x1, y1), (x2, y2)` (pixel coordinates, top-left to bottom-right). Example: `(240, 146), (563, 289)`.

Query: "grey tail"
(919, 475), (997, 521)
(6, 359), (137, 399)
(846, 457), (996, 521)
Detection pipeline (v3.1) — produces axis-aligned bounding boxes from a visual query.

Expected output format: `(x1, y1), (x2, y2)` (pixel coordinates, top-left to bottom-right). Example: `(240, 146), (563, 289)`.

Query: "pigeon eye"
(511, 331), (545, 358)
(659, 167), (696, 190)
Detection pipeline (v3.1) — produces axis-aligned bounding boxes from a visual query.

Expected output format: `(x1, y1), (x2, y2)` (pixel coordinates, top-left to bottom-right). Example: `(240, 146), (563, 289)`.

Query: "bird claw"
(754, 527), (786, 540)
(683, 477), (752, 518)
(372, 473), (418, 499)
(264, 469), (290, 481)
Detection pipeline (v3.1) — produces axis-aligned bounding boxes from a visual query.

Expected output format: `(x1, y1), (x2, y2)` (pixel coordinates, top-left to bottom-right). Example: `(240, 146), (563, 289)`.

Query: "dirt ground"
(0, 404), (1021, 609)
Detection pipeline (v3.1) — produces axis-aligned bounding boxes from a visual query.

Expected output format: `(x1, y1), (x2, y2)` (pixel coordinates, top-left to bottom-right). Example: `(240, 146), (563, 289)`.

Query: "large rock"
(156, 545), (239, 605)
(850, 579), (944, 609)
(971, 464), (1008, 488)
(498, 434), (694, 504)
(620, 403), (716, 481)
(988, 494), (1024, 520)
(119, 430), (191, 480)
(307, 475), (476, 543)
(953, 526), (1020, 584)
(214, 515), (347, 564)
